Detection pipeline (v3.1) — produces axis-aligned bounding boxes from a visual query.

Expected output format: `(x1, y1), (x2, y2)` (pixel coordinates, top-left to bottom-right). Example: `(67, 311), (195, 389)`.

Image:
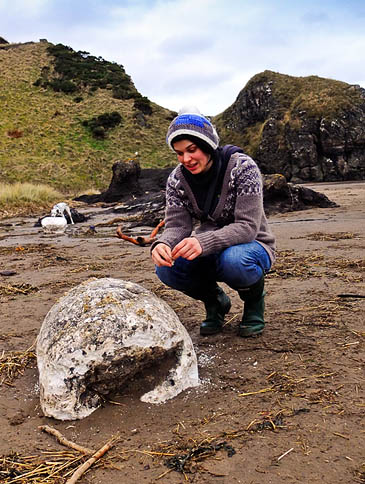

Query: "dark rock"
(107, 159), (141, 199)
(215, 71), (365, 182)
(75, 159), (144, 204)
(263, 174), (337, 215)
(75, 159), (173, 205)
(0, 270), (17, 276)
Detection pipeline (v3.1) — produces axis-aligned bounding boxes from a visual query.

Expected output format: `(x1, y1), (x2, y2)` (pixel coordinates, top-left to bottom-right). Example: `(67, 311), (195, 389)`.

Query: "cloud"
(1, 0), (48, 17)
(1, 0), (365, 113)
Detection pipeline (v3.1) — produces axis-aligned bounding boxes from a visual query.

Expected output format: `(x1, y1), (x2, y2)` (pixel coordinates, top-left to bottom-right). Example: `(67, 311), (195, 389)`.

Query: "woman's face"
(173, 139), (212, 175)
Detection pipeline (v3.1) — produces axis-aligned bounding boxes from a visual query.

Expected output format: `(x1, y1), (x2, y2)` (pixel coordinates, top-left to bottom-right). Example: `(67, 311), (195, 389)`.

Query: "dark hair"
(171, 134), (217, 157)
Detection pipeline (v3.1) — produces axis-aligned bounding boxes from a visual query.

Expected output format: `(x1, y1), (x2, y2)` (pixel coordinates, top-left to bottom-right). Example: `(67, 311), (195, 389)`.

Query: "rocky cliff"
(214, 71), (365, 182)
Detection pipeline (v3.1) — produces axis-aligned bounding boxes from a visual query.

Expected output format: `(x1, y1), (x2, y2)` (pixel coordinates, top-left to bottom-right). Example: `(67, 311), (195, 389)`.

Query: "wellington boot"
(238, 276), (265, 337)
(199, 287), (231, 336)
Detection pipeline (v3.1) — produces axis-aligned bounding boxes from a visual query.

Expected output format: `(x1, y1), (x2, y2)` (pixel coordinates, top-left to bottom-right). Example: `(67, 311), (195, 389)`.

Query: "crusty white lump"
(37, 278), (199, 420)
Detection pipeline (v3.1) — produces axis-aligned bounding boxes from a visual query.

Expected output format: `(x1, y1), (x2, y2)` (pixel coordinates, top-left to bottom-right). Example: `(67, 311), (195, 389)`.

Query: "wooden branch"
(116, 226), (141, 246)
(65, 437), (116, 484)
(337, 293), (365, 299)
(116, 219), (165, 247)
(38, 425), (92, 455)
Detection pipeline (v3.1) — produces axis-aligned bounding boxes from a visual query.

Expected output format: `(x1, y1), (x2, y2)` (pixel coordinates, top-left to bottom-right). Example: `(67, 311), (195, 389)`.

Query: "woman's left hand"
(171, 237), (202, 261)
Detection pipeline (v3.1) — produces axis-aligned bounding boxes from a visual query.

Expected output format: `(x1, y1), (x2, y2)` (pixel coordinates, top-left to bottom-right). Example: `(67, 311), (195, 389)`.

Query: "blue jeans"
(155, 241), (271, 295)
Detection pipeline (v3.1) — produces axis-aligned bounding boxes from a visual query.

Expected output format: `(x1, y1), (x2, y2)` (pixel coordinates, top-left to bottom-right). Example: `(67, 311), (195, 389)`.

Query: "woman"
(151, 107), (275, 337)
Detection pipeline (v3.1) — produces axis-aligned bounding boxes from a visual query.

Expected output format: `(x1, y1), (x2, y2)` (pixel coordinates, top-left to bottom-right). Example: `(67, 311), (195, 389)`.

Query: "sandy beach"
(0, 181), (364, 483)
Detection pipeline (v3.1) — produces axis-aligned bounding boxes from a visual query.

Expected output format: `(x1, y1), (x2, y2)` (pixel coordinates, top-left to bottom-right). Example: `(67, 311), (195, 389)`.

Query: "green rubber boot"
(238, 276), (266, 337)
(199, 286), (231, 336)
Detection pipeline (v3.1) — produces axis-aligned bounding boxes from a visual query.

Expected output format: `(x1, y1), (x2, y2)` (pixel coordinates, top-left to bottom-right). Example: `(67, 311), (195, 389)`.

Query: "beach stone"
(37, 278), (199, 420)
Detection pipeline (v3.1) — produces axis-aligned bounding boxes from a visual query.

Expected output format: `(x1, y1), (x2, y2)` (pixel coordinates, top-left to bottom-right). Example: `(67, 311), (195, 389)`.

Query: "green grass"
(0, 42), (175, 193)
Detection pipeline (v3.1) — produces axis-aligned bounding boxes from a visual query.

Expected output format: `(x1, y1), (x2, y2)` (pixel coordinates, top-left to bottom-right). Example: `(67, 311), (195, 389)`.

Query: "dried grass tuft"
(0, 346), (36, 386)
(0, 283), (39, 297)
(0, 451), (85, 483)
(293, 231), (357, 241)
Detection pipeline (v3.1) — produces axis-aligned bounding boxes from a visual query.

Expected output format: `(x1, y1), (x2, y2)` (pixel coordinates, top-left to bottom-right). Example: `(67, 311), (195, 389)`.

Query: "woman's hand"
(171, 237), (202, 261)
(151, 243), (173, 267)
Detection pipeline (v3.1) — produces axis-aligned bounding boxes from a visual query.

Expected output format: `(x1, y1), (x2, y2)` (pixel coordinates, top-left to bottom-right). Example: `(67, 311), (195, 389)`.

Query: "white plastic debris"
(50, 202), (74, 224)
(41, 202), (74, 234)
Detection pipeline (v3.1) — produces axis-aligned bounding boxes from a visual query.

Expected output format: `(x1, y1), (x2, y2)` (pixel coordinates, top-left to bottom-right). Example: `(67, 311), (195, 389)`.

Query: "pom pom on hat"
(166, 106), (219, 151)
(178, 105), (202, 115)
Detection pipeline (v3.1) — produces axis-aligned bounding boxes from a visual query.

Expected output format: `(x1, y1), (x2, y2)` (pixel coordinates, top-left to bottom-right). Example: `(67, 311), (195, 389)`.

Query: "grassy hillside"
(0, 41), (176, 193)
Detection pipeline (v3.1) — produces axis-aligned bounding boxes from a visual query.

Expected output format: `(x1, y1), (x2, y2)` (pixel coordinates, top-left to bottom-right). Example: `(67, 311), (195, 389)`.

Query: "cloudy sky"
(1, 0), (365, 115)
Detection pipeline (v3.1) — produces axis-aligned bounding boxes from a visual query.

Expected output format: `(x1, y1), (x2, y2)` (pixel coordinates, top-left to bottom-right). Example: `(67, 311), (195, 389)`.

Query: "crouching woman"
(151, 107), (276, 337)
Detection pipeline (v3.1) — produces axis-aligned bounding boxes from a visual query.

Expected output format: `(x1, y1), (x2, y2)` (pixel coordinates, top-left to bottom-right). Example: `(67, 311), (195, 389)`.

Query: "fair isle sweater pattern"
(153, 152), (276, 262)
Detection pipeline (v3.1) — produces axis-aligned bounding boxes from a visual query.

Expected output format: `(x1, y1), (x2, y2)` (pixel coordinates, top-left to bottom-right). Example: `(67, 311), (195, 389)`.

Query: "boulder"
(75, 159), (142, 204)
(37, 278), (199, 420)
(263, 174), (337, 215)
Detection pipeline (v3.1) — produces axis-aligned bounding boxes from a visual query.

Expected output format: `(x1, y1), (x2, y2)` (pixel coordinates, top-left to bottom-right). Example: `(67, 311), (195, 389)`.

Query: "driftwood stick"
(38, 425), (93, 455)
(116, 220), (165, 247)
(116, 226), (141, 246)
(65, 437), (116, 484)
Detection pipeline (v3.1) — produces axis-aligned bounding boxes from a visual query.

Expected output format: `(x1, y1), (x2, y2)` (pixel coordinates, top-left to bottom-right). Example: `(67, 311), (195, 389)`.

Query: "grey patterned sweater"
(152, 151), (276, 263)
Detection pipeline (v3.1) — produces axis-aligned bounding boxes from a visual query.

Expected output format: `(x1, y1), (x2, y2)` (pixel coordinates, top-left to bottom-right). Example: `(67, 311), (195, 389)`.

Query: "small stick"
(239, 387), (274, 397)
(156, 468), (173, 480)
(223, 313), (239, 327)
(65, 437), (116, 484)
(333, 432), (350, 440)
(277, 447), (294, 461)
(38, 425), (93, 455)
(337, 294), (365, 299)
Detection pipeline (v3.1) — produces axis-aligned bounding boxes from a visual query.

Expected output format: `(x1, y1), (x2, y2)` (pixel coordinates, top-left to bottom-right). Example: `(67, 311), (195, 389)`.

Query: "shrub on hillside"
(112, 86), (135, 100)
(34, 43), (153, 114)
(82, 111), (123, 139)
(43, 44), (139, 98)
(134, 95), (152, 115)
(49, 79), (78, 94)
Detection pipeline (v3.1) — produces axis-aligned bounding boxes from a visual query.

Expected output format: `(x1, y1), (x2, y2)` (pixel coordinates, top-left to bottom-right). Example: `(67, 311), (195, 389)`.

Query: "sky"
(1, 0), (365, 115)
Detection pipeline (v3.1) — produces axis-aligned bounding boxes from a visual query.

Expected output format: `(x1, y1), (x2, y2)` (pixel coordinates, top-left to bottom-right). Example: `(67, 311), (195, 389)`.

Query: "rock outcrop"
(37, 278), (199, 420)
(75, 159), (172, 205)
(263, 174), (337, 215)
(75, 161), (337, 228)
(215, 71), (365, 182)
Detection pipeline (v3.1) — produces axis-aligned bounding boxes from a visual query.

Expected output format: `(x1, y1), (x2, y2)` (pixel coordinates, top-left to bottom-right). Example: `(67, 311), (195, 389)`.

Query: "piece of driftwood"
(65, 438), (116, 484)
(39, 425), (92, 454)
(39, 424), (116, 484)
(116, 219), (165, 246)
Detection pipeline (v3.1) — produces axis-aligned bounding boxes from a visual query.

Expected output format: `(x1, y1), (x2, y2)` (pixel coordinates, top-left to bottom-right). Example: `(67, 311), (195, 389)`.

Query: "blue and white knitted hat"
(166, 106), (219, 151)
